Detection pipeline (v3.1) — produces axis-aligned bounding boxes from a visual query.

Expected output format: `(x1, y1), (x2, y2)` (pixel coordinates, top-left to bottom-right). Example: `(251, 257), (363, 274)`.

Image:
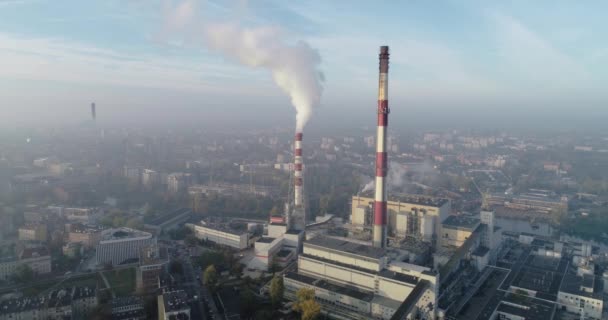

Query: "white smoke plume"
(361, 161), (436, 193)
(163, 0), (324, 133)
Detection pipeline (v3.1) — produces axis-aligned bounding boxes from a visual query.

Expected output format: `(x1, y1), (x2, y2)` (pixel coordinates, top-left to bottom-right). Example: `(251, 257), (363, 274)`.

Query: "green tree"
(239, 289), (256, 318)
(203, 265), (218, 292)
(269, 275), (284, 307)
(294, 288), (320, 320)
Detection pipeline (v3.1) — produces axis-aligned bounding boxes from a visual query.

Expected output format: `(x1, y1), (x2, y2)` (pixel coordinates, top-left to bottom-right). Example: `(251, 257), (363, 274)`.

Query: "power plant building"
(351, 193), (450, 245)
(187, 221), (250, 250)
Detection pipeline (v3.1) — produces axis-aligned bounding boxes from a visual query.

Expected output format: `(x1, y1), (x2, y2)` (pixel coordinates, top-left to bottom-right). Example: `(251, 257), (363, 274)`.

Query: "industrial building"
(558, 274), (604, 320)
(284, 235), (439, 320)
(187, 220), (251, 250)
(96, 227), (156, 266)
(351, 192), (450, 246)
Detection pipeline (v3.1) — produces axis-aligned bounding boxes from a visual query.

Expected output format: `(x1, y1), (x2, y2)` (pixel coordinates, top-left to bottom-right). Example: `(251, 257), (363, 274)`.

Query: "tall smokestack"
(91, 102), (96, 121)
(373, 46), (389, 248)
(294, 132), (303, 208)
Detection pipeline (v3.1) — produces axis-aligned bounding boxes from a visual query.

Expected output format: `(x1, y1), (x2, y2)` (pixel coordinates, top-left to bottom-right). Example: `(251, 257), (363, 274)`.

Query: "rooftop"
(496, 300), (555, 320)
(357, 192), (449, 207)
(378, 270), (419, 285)
(256, 237), (276, 243)
(559, 273), (603, 300)
(162, 290), (190, 312)
(305, 236), (385, 260)
(111, 296), (144, 309)
(100, 227), (152, 242)
(442, 215), (480, 231)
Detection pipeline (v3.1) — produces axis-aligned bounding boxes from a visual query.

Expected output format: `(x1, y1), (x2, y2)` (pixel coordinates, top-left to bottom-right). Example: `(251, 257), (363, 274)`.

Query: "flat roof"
(496, 301), (554, 320)
(305, 236), (385, 260)
(378, 270), (418, 285)
(472, 246), (490, 257)
(559, 274), (603, 300)
(257, 237), (276, 243)
(357, 192), (449, 207)
(442, 215), (480, 230)
(162, 290), (189, 312)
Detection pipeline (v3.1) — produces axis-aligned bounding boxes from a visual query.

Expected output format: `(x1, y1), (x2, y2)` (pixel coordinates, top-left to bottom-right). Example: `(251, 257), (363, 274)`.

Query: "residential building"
(18, 223), (47, 241)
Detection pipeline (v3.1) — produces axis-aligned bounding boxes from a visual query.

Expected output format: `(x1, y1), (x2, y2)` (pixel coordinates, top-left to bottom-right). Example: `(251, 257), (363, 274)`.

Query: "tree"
(255, 309), (274, 320)
(203, 265), (218, 292)
(169, 261), (183, 275)
(239, 289), (256, 318)
(11, 264), (34, 284)
(269, 275), (284, 307)
(294, 288), (320, 320)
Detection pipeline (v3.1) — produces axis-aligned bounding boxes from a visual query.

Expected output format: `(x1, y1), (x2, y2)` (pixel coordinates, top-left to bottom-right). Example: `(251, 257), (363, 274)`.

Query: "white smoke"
(361, 162), (432, 192)
(163, 0), (324, 132)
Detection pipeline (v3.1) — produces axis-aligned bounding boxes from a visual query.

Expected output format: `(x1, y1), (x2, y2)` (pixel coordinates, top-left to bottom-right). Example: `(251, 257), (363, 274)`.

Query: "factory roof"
(496, 300), (555, 320)
(472, 246), (490, 257)
(193, 221), (248, 236)
(257, 237), (276, 243)
(276, 249), (292, 258)
(316, 279), (374, 302)
(390, 280), (430, 320)
(442, 215), (480, 231)
(357, 192), (449, 207)
(378, 270), (419, 285)
(305, 236), (385, 260)
(285, 272), (317, 285)
(559, 274), (603, 300)
(162, 290), (189, 312)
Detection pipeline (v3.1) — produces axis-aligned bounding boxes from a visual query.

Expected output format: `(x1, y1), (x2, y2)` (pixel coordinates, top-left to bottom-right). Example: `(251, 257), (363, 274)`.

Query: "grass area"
(21, 281), (59, 296)
(103, 268), (136, 297)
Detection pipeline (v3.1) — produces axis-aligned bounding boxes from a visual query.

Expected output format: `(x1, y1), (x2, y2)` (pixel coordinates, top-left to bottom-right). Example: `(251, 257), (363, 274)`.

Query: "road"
(178, 244), (221, 320)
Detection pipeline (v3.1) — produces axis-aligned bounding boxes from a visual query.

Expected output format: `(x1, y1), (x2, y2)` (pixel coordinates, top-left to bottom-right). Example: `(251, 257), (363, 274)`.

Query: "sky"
(0, 0), (607, 130)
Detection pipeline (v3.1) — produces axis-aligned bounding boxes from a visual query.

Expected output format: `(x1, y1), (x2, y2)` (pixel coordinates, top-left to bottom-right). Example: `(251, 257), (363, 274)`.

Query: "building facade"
(96, 228), (156, 266)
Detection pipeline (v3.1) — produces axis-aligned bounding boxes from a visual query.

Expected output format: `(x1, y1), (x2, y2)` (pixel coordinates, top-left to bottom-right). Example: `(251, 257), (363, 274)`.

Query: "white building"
(285, 236), (439, 320)
(187, 221), (249, 250)
(96, 228), (156, 266)
(557, 274), (603, 320)
(141, 169), (159, 189)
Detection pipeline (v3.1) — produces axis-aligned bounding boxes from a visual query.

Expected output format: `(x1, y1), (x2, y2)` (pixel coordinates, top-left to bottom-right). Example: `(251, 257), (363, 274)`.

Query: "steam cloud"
(360, 161), (437, 193)
(164, 0), (324, 133)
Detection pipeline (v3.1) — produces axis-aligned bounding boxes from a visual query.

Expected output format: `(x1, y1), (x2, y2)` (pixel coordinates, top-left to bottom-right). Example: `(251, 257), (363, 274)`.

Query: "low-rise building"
(187, 221), (249, 250)
(0, 246), (52, 281)
(18, 223), (48, 241)
(68, 223), (103, 248)
(0, 286), (97, 320)
(111, 296), (146, 320)
(557, 274), (603, 320)
(157, 289), (190, 320)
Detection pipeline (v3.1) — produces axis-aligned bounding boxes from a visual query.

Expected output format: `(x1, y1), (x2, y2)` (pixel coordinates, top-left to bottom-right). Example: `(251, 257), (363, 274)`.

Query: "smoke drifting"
(360, 161), (438, 193)
(164, 0), (324, 132)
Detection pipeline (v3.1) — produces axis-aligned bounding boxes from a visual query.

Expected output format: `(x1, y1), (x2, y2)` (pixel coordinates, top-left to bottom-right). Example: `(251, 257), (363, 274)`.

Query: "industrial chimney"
(91, 102), (96, 121)
(373, 46), (390, 248)
(294, 132), (304, 207)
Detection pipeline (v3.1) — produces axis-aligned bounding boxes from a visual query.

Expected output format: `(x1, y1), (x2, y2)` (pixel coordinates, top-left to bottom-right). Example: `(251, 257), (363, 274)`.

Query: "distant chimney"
(91, 102), (96, 120)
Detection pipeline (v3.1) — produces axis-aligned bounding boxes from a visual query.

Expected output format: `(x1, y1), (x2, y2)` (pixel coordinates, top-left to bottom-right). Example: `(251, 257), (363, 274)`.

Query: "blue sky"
(0, 0), (606, 127)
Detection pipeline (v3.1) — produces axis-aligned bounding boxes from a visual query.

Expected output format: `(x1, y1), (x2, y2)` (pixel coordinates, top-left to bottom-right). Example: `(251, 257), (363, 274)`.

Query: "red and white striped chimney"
(294, 132), (303, 207)
(373, 46), (390, 248)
